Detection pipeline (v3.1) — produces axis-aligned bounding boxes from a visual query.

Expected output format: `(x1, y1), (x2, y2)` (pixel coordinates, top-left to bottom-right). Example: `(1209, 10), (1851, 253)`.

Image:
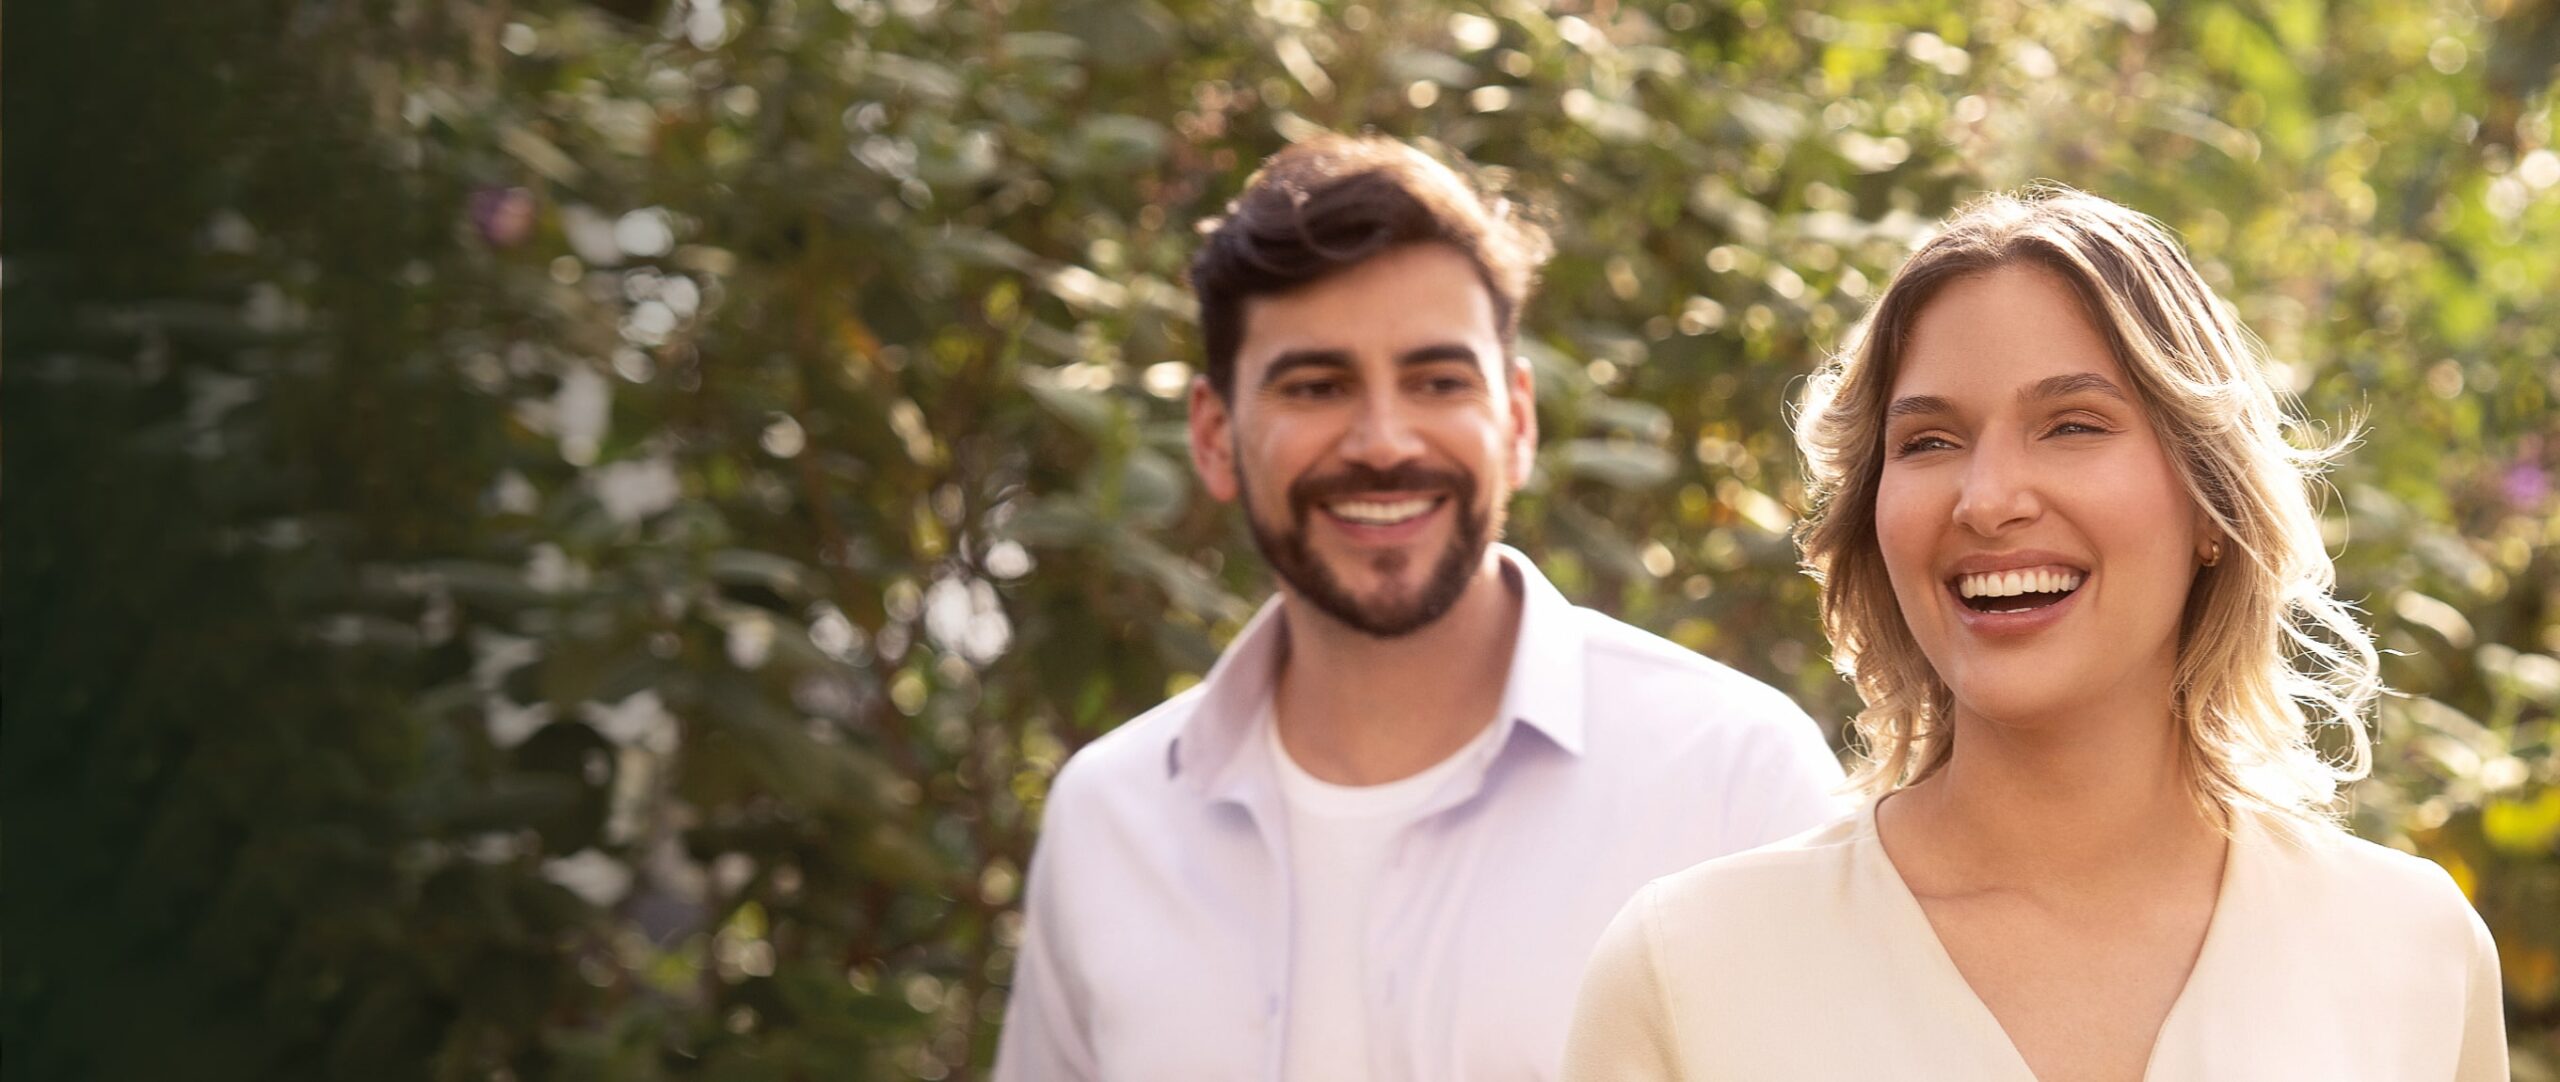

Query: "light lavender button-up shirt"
(994, 547), (1848, 1080)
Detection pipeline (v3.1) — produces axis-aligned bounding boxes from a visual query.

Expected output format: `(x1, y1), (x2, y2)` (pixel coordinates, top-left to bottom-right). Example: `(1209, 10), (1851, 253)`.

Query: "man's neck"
(1271, 550), (1523, 786)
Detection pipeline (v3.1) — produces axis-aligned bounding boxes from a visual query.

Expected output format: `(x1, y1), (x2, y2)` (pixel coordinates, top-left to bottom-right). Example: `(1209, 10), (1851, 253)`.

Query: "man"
(994, 134), (1845, 1080)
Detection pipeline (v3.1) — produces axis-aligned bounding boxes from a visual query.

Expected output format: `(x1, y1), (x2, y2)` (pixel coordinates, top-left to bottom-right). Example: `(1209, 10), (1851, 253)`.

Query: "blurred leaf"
(709, 549), (817, 602)
(1062, 114), (1170, 175)
(1055, 0), (1176, 68)
(1552, 439), (1676, 490)
(2483, 790), (2560, 856)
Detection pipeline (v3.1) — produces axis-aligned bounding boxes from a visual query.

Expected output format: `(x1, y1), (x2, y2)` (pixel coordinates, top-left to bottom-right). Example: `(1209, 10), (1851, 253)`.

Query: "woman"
(1563, 188), (2506, 1081)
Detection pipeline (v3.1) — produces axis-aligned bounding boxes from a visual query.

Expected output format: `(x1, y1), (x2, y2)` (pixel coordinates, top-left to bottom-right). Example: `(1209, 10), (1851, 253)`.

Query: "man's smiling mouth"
(1326, 495), (1445, 527)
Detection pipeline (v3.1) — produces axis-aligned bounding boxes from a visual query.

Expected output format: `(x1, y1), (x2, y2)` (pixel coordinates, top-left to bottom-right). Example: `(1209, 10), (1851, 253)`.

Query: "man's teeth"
(1956, 568), (2086, 598)
(1329, 496), (1437, 525)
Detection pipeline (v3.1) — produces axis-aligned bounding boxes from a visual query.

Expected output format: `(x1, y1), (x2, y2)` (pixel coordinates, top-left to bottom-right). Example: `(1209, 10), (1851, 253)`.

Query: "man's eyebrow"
(2022, 372), (2129, 403)
(1398, 343), (1481, 367)
(1885, 394), (1954, 420)
(1258, 349), (1354, 388)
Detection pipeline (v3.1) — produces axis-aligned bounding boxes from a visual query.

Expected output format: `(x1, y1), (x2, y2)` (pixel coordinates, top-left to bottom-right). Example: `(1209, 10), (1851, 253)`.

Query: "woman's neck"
(1884, 694), (2222, 892)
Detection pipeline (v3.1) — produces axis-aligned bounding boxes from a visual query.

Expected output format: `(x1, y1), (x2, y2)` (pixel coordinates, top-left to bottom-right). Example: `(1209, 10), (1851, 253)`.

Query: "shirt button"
(1265, 994), (1280, 1016)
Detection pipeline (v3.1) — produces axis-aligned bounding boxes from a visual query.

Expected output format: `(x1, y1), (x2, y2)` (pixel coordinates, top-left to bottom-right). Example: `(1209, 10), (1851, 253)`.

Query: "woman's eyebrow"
(1885, 394), (1953, 420)
(1886, 373), (2126, 420)
(2021, 371), (2128, 403)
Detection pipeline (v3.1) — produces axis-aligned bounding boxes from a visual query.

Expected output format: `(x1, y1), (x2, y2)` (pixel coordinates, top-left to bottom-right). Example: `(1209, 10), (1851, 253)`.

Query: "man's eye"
(1285, 380), (1344, 399)
(1893, 434), (1955, 457)
(2048, 420), (2111, 437)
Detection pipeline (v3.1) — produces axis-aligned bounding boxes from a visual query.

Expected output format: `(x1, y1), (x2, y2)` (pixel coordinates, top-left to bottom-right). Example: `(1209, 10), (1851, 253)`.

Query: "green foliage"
(7, 0), (2555, 1078)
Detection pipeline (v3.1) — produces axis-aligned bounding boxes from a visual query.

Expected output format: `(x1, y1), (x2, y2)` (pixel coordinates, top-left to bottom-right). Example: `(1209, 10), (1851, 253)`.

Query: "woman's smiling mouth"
(1952, 565), (2087, 613)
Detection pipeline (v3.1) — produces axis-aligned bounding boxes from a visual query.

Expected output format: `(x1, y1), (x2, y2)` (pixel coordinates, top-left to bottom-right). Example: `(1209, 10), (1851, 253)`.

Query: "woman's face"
(1874, 265), (2204, 730)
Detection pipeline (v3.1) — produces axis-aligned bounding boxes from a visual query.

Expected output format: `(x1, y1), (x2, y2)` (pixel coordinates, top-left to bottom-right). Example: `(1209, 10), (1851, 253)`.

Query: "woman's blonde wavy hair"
(1793, 185), (2380, 831)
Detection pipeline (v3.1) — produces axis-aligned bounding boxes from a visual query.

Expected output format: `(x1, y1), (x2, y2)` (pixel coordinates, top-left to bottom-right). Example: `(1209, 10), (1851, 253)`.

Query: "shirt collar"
(1492, 545), (1588, 756)
(1166, 544), (1589, 802)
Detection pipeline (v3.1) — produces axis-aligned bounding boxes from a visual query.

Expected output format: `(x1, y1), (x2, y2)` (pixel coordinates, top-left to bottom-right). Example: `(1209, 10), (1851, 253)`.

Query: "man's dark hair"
(1188, 134), (1553, 398)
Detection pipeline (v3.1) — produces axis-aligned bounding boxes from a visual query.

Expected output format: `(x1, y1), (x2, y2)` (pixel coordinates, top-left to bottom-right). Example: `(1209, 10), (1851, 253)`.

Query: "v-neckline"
(1858, 797), (2246, 1082)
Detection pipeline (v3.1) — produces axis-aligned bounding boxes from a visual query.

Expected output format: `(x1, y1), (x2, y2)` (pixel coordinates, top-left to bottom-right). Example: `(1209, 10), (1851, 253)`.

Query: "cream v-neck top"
(1563, 801), (2507, 1081)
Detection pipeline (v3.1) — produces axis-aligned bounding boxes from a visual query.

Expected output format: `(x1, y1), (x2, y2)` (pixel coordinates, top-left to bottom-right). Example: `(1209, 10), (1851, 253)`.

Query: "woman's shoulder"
(2273, 821), (2460, 896)
(1644, 810), (1870, 919)
(2255, 817), (2489, 944)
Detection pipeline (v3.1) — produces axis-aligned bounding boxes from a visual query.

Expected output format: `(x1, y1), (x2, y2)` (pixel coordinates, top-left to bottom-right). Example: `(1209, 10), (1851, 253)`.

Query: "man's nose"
(1337, 387), (1428, 469)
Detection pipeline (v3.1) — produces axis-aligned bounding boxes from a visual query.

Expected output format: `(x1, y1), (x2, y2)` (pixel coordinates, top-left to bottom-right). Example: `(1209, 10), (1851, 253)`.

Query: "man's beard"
(1239, 458), (1495, 638)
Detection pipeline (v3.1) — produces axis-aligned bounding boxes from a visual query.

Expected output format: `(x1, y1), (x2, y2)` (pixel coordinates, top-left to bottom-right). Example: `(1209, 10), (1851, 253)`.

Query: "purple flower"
(470, 186), (537, 248)
(2502, 461), (2550, 515)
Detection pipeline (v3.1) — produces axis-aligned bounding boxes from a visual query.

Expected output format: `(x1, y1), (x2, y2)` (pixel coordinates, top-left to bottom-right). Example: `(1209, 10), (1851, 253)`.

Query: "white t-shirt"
(1265, 704), (1504, 1082)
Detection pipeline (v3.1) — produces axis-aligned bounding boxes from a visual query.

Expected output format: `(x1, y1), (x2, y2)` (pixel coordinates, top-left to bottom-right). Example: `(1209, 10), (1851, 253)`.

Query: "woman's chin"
(1943, 683), (2082, 732)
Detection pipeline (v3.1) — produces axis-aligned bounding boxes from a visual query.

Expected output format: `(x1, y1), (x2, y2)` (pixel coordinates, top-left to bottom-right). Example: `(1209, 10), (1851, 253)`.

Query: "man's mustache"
(1285, 462), (1474, 523)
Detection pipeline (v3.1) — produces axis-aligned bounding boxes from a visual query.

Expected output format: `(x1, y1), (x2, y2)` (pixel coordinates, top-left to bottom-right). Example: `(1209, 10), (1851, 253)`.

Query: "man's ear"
(1189, 375), (1241, 503)
(1506, 354), (1538, 483)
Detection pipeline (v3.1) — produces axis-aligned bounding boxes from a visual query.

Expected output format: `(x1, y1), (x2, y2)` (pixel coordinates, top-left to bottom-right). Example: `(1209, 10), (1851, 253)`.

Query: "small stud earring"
(2202, 539), (2223, 567)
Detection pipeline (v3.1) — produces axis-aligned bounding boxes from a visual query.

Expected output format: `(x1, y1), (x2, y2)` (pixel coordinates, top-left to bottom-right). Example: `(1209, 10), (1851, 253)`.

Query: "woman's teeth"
(1956, 568), (2086, 599)
(1329, 496), (1437, 525)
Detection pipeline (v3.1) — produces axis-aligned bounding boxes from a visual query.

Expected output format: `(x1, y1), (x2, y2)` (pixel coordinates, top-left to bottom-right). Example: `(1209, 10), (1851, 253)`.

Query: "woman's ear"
(2192, 501), (2225, 567)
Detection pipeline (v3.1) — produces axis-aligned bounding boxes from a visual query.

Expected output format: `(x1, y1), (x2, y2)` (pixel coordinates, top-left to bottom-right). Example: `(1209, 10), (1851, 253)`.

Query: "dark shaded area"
(6, 1), (2555, 1078)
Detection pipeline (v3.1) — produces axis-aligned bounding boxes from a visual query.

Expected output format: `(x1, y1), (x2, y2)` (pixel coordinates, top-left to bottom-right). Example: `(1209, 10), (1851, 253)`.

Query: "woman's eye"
(2049, 419), (2111, 437)
(1894, 434), (1955, 456)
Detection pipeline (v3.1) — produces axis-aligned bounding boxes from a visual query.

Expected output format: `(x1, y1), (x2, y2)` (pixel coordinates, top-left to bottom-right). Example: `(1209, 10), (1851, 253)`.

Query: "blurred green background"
(7, 0), (2556, 1078)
